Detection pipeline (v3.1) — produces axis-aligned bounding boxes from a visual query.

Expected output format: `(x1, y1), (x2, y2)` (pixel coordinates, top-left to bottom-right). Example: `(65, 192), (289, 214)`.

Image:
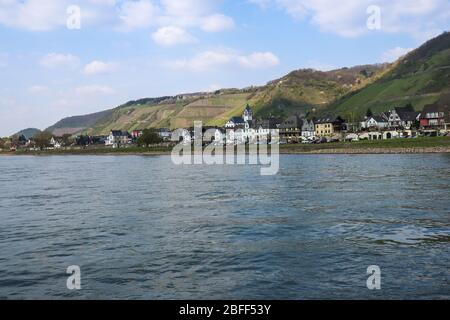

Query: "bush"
(137, 129), (163, 147)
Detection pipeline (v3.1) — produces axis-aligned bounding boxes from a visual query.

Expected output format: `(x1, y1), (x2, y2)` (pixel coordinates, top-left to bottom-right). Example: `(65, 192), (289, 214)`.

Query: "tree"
(366, 108), (374, 118)
(76, 135), (90, 146)
(3, 139), (12, 150)
(61, 134), (73, 146)
(10, 134), (26, 147)
(33, 131), (53, 150)
(137, 129), (162, 147)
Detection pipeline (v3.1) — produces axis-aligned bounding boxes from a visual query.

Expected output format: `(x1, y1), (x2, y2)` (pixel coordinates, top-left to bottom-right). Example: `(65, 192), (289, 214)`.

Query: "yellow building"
(315, 117), (346, 137)
(315, 122), (334, 137)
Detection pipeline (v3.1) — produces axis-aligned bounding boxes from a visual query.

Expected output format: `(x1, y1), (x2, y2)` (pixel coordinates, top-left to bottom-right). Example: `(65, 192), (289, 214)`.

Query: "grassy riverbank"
(280, 137), (450, 154)
(1, 137), (450, 156)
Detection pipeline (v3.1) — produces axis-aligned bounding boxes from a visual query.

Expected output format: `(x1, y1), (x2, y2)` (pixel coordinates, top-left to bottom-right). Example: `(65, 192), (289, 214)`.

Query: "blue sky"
(0, 0), (449, 136)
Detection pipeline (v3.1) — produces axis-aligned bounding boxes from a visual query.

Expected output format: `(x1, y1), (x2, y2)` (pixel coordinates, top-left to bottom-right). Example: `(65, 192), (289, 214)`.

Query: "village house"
(225, 116), (246, 129)
(225, 105), (257, 144)
(158, 128), (172, 141)
(131, 130), (143, 140)
(106, 130), (132, 147)
(50, 137), (63, 149)
(224, 105), (253, 131)
(255, 118), (280, 141)
(176, 128), (193, 145)
(420, 103), (450, 131)
(279, 115), (303, 143)
(301, 119), (315, 138)
(315, 116), (347, 137)
(387, 107), (420, 129)
(360, 115), (388, 130)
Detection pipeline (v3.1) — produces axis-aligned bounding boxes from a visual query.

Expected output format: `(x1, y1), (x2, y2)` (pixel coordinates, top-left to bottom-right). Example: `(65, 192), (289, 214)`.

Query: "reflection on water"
(0, 154), (449, 299)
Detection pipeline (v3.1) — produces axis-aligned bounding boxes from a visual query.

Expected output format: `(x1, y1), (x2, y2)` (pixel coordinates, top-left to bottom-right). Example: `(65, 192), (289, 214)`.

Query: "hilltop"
(47, 65), (388, 136)
(46, 109), (116, 136)
(43, 32), (449, 136)
(13, 128), (41, 139)
(326, 32), (450, 121)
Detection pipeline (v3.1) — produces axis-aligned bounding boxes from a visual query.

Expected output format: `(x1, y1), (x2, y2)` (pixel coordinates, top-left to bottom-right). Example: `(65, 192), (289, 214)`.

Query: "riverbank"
(279, 137), (450, 154)
(1, 137), (450, 156)
(282, 146), (450, 154)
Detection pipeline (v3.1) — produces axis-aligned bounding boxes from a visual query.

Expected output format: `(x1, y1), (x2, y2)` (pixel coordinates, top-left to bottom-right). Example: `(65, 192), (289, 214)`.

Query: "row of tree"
(1, 129), (164, 151)
(0, 131), (71, 150)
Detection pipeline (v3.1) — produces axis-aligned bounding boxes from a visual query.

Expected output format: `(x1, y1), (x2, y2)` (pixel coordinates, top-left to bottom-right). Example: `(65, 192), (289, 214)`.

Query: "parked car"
(313, 138), (327, 144)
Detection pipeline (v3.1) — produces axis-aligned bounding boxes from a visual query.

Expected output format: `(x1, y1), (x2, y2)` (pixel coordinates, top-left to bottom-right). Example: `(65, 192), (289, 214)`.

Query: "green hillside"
(45, 32), (449, 136)
(81, 65), (386, 135)
(324, 32), (450, 121)
(251, 64), (390, 119)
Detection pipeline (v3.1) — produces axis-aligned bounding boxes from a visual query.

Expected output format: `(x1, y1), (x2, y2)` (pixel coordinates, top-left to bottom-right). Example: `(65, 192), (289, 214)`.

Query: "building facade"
(279, 115), (303, 143)
(387, 107), (420, 129)
(420, 103), (450, 130)
(315, 116), (346, 137)
(301, 119), (315, 138)
(106, 130), (132, 147)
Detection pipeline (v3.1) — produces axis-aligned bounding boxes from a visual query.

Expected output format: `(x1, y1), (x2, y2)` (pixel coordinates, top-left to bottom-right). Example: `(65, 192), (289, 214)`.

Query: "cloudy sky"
(0, 0), (449, 136)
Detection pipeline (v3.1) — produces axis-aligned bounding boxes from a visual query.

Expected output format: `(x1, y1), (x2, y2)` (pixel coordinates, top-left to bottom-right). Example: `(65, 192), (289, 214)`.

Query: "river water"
(0, 154), (449, 299)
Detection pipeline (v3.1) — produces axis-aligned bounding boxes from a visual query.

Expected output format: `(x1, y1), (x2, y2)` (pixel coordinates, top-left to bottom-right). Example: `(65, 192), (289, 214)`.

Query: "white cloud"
(158, 0), (235, 33)
(381, 47), (413, 63)
(0, 0), (235, 41)
(251, 0), (450, 38)
(0, 0), (66, 31)
(118, 0), (236, 33)
(200, 14), (235, 32)
(75, 85), (115, 95)
(0, 0), (117, 31)
(84, 60), (118, 75)
(39, 53), (80, 69)
(171, 49), (280, 72)
(118, 0), (159, 31)
(151, 26), (197, 46)
(173, 50), (234, 72)
(238, 52), (279, 69)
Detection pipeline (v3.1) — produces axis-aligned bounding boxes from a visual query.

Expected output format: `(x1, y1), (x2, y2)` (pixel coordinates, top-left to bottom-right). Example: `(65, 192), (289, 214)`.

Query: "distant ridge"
(45, 109), (115, 136)
(14, 128), (41, 139)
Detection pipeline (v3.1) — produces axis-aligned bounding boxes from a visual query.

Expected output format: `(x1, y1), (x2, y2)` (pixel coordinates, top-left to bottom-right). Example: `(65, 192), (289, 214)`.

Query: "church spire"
(243, 104), (253, 122)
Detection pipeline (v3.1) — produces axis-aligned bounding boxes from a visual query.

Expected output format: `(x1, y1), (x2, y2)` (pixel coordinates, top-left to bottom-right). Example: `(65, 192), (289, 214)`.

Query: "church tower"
(243, 104), (253, 122)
